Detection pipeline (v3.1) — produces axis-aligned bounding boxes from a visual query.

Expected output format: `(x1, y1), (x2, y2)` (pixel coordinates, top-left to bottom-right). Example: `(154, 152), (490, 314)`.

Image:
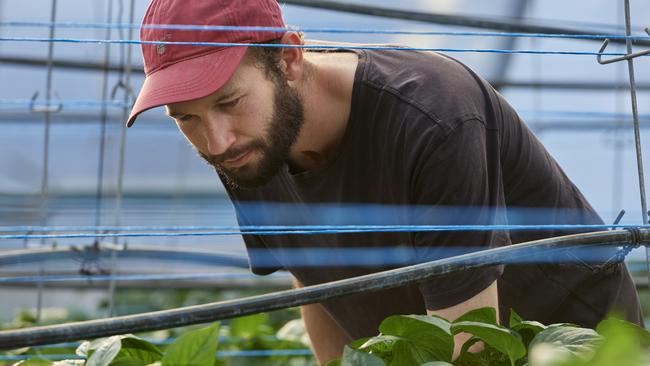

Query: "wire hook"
(29, 91), (62, 113)
(110, 80), (135, 105)
(597, 27), (650, 65)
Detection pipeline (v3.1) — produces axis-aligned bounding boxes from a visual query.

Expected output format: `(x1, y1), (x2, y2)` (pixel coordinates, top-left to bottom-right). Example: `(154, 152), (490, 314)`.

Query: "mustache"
(199, 140), (266, 166)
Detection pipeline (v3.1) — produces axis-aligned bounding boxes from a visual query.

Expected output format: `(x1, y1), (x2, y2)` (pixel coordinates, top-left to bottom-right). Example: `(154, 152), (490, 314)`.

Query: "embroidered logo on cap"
(156, 33), (172, 55)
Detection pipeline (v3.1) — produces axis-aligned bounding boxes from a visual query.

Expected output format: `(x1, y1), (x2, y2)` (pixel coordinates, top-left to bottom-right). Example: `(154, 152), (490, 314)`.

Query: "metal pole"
(107, 0), (136, 317)
(94, 0), (113, 232)
(35, 0), (58, 325)
(491, 0), (531, 83)
(620, 0), (650, 293)
(621, 0), (649, 226)
(612, 0), (625, 218)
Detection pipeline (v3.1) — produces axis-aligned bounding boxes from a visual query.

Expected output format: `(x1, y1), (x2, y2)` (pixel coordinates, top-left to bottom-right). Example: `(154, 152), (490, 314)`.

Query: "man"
(127, 0), (643, 363)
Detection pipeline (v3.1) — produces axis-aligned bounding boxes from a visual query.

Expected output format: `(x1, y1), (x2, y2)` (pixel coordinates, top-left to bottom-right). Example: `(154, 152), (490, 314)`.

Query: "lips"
(221, 150), (252, 168)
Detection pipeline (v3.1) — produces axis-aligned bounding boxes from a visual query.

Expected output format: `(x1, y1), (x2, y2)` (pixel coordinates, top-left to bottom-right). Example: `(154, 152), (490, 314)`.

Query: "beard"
(198, 75), (304, 189)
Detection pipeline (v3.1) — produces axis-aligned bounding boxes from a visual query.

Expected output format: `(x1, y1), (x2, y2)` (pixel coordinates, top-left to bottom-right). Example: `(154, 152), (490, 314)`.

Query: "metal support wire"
(0, 229), (647, 350)
(33, 0), (58, 325)
(107, 0), (136, 317)
(612, 4), (626, 218)
(597, 0), (650, 292)
(94, 0), (113, 235)
(491, 0), (531, 83)
(98, 0), (116, 319)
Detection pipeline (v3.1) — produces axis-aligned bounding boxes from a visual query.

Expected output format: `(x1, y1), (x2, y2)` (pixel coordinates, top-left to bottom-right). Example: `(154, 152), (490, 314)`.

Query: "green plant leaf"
(511, 320), (546, 337)
(562, 317), (647, 366)
(358, 334), (403, 362)
(161, 323), (220, 366)
(76, 334), (133, 358)
(454, 307), (498, 325)
(510, 314), (546, 349)
(111, 337), (163, 366)
(349, 337), (373, 349)
(451, 321), (526, 366)
(341, 345), (385, 366)
(512, 322), (546, 351)
(378, 315), (454, 363)
(11, 359), (53, 366)
(455, 344), (512, 366)
(596, 318), (650, 347)
(509, 310), (524, 329)
(85, 336), (123, 366)
(508, 309), (546, 341)
(458, 336), (482, 355)
(229, 313), (269, 339)
(390, 339), (424, 365)
(546, 317), (650, 366)
(528, 325), (601, 365)
(107, 360), (146, 366)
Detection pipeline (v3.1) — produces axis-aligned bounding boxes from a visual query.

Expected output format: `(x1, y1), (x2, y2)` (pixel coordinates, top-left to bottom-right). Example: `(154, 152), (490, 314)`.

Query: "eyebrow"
(166, 110), (184, 118)
(213, 89), (238, 104)
(166, 88), (239, 118)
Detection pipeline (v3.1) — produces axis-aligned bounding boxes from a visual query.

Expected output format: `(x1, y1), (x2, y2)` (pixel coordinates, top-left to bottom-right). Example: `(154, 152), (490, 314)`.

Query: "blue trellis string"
(2, 100), (649, 122)
(0, 272), (291, 284)
(2, 224), (650, 240)
(2, 21), (650, 41)
(0, 37), (637, 57)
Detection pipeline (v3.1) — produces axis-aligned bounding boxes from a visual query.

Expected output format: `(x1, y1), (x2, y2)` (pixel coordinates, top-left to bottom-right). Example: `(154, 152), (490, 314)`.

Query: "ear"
(279, 32), (304, 82)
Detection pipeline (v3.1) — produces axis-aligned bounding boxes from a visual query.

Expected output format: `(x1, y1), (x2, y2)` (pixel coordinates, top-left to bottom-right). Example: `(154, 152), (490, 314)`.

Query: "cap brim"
(127, 45), (249, 127)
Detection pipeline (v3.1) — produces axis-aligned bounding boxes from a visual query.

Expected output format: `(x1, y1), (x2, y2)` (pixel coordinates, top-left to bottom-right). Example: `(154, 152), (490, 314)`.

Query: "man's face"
(166, 58), (304, 189)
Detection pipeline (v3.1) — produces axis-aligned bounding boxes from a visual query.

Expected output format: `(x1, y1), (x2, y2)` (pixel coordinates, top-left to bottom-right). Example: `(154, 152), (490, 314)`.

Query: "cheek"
(176, 123), (203, 150)
(237, 96), (274, 127)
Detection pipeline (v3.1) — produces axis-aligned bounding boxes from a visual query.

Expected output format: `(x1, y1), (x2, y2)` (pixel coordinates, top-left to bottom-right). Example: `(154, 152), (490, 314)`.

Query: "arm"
(427, 280), (499, 359)
(294, 278), (353, 365)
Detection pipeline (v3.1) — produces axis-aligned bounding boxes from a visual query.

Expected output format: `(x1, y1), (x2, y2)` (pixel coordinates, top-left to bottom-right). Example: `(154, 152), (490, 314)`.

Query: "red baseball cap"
(127, 0), (286, 127)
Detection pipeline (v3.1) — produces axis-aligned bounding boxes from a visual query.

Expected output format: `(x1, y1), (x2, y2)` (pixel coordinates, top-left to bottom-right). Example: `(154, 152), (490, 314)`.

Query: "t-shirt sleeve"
(410, 118), (508, 310)
(240, 233), (284, 275)
(230, 200), (284, 275)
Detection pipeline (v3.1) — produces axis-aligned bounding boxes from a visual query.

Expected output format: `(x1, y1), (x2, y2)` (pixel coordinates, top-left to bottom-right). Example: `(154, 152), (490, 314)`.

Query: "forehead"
(165, 61), (262, 113)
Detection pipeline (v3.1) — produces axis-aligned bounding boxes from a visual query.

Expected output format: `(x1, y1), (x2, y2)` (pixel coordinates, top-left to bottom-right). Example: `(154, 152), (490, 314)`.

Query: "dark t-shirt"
(224, 49), (640, 338)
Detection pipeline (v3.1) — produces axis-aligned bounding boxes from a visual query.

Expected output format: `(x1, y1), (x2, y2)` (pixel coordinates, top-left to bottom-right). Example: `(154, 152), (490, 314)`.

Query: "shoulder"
(357, 49), (492, 127)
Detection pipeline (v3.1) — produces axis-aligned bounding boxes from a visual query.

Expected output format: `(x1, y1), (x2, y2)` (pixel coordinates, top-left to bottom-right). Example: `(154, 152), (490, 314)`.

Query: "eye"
(176, 114), (195, 123)
(219, 97), (241, 109)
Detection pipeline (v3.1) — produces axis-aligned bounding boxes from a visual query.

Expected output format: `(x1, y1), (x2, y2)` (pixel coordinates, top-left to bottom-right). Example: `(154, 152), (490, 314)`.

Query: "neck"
(288, 51), (359, 172)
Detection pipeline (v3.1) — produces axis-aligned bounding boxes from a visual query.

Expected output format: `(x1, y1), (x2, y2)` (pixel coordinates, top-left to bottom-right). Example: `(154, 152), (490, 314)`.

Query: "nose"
(203, 113), (236, 156)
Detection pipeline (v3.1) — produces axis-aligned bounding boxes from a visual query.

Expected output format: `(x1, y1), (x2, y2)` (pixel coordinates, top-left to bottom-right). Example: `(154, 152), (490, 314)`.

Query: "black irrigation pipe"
(281, 0), (650, 48)
(0, 228), (648, 350)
